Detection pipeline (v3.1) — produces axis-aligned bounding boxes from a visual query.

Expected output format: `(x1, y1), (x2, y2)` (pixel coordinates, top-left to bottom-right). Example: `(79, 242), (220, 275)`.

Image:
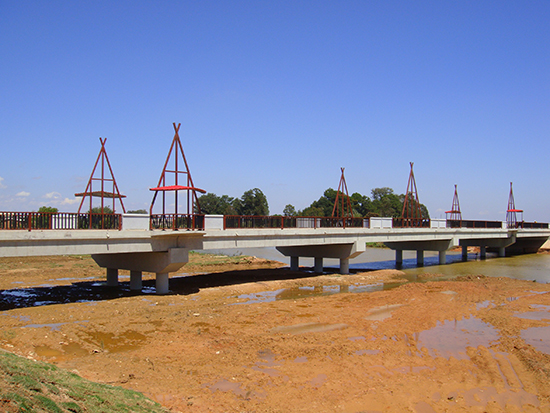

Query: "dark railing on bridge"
(446, 220), (503, 229)
(150, 214), (205, 230)
(392, 218), (431, 228)
(223, 215), (368, 229)
(513, 221), (549, 229)
(0, 211), (122, 231)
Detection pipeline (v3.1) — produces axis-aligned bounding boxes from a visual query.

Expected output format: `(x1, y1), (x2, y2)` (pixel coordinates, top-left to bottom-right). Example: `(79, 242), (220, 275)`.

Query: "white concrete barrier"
(430, 219), (446, 229)
(370, 217), (393, 229)
(122, 214), (150, 230)
(204, 215), (224, 230)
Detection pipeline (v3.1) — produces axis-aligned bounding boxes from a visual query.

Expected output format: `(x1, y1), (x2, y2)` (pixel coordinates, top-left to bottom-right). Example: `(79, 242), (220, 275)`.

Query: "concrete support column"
(340, 258), (350, 275)
(290, 256), (299, 271)
(462, 246), (468, 261)
(439, 250), (446, 265)
(498, 247), (506, 257)
(416, 250), (424, 267)
(395, 250), (403, 267)
(130, 270), (143, 291)
(155, 272), (169, 295)
(480, 246), (487, 260)
(314, 257), (323, 273)
(106, 268), (119, 287)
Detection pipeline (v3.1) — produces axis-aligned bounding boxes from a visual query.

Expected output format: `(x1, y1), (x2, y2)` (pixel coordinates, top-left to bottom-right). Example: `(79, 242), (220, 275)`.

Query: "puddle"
(271, 322), (348, 335)
(365, 304), (403, 321)
(476, 300), (494, 310)
(204, 379), (247, 397)
(521, 326), (550, 354)
(416, 317), (500, 359)
(251, 349), (281, 376)
(81, 330), (147, 353)
(34, 342), (89, 360)
(514, 310), (550, 321)
(22, 320), (88, 331)
(233, 283), (393, 305)
(294, 356), (308, 363)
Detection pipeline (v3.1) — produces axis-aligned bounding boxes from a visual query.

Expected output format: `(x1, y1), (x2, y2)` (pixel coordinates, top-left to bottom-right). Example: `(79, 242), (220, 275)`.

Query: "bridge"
(2, 124), (548, 294)
(1, 213), (549, 294)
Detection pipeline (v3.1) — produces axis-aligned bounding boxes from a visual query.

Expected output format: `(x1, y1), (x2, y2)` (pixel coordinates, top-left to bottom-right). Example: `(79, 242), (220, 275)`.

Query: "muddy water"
(203, 247), (550, 283)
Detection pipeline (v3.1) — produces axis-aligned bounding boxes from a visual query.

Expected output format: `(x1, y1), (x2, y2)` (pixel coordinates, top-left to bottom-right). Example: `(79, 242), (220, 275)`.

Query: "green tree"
(235, 188), (269, 216)
(127, 209), (148, 214)
(197, 193), (237, 215)
(89, 206), (113, 214)
(283, 204), (297, 217)
(38, 206), (58, 214)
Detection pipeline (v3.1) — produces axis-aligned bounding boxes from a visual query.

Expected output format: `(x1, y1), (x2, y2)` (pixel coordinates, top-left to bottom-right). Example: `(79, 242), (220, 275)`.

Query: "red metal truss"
(506, 182), (523, 228)
(150, 123), (205, 216)
(401, 162), (423, 225)
(445, 184), (462, 221)
(76, 138), (126, 214)
(332, 167), (354, 219)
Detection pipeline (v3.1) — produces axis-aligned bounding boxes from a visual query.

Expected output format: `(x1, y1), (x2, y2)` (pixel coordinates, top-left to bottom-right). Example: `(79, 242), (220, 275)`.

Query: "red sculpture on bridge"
(506, 182), (523, 228)
(332, 168), (353, 219)
(149, 123), (206, 229)
(75, 138), (126, 216)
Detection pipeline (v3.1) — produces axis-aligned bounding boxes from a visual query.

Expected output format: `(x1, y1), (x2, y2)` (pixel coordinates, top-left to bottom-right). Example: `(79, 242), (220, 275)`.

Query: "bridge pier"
(156, 273), (169, 295)
(276, 242), (364, 275)
(130, 270), (143, 291)
(416, 250), (424, 267)
(290, 256), (299, 271)
(385, 239), (455, 268)
(92, 248), (190, 294)
(480, 246), (487, 260)
(314, 257), (324, 273)
(439, 250), (446, 265)
(462, 246), (468, 261)
(395, 250), (403, 267)
(106, 268), (119, 287)
(340, 258), (349, 274)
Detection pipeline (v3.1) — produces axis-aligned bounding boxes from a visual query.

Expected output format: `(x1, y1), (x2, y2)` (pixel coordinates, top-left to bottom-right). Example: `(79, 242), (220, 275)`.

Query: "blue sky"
(1, 1), (549, 221)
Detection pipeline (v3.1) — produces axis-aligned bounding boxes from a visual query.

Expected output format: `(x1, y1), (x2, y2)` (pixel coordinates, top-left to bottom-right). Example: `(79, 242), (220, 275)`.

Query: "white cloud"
(0, 177), (6, 189)
(44, 192), (62, 200)
(16, 191), (30, 197)
(60, 198), (80, 206)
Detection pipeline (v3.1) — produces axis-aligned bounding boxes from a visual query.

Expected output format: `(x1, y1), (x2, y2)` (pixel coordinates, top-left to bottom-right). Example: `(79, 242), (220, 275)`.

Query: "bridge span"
(1, 214), (549, 294)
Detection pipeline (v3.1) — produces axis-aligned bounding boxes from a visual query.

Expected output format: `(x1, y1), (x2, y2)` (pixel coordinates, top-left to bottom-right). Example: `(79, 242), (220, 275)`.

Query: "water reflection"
(202, 247), (550, 284)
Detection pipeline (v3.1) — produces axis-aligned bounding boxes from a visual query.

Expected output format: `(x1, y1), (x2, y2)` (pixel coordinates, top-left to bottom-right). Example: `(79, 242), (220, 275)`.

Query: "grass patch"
(0, 350), (168, 412)
(365, 242), (388, 248)
(189, 251), (249, 266)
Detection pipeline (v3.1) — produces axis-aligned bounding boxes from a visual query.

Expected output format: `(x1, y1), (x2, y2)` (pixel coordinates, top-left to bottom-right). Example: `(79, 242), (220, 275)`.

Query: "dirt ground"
(1, 254), (550, 412)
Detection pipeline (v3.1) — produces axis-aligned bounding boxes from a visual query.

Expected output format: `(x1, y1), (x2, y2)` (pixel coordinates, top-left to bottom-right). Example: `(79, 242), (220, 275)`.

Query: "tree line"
(197, 187), (429, 219)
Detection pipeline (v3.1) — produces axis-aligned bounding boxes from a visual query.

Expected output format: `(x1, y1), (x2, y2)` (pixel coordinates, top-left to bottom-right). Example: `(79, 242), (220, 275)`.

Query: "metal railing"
(150, 214), (205, 230)
(447, 220), (503, 229)
(512, 221), (549, 229)
(223, 215), (368, 229)
(0, 211), (122, 231)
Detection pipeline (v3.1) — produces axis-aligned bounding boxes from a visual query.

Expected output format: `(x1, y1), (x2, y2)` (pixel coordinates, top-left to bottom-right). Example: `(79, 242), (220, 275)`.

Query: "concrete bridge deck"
(1, 215), (549, 294)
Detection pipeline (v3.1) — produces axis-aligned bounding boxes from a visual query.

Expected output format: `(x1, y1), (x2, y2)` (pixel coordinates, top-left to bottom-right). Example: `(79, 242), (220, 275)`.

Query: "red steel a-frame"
(446, 184), (462, 221)
(506, 182), (523, 228)
(401, 162), (423, 227)
(149, 123), (206, 218)
(332, 168), (354, 219)
(76, 138), (126, 215)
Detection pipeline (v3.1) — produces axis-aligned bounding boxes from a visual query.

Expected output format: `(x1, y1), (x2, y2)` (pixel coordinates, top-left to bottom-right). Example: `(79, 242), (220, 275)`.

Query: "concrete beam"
(92, 248), (189, 274)
(459, 235), (516, 249)
(384, 239), (454, 252)
(276, 242), (364, 260)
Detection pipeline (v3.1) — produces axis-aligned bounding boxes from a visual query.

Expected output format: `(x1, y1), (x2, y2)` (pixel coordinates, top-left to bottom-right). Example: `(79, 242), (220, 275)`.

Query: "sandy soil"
(1, 255), (550, 412)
